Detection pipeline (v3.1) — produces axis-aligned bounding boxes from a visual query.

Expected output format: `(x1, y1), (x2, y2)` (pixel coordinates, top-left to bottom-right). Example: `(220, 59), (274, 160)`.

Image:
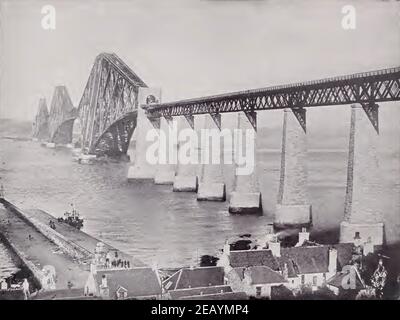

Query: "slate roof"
(180, 292), (248, 300)
(240, 266), (287, 285)
(169, 285), (232, 300)
(228, 244), (354, 278)
(278, 243), (354, 276)
(327, 267), (365, 291)
(229, 249), (280, 270)
(94, 267), (162, 298)
(163, 266), (225, 290)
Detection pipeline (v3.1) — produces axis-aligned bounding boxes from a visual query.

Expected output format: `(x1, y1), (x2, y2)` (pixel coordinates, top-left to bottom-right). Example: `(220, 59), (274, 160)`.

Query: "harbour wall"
(0, 231), (44, 289)
(0, 199), (93, 262)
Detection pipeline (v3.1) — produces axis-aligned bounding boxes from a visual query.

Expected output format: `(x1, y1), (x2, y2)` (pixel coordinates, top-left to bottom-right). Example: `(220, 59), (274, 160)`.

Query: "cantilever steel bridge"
(144, 67), (400, 132)
(36, 53), (400, 157)
(78, 53), (147, 156)
(145, 67), (400, 116)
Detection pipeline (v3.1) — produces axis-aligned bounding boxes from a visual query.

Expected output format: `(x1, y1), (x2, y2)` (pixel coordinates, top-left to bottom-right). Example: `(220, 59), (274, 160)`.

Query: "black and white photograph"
(0, 0), (399, 309)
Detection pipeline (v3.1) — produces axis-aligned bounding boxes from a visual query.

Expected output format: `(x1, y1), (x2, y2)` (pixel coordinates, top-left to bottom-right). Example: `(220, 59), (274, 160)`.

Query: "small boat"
(57, 204), (84, 230)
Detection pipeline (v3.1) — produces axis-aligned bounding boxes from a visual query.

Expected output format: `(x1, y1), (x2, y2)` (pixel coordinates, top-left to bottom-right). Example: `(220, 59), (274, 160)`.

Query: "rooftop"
(227, 243), (354, 277)
(169, 285), (232, 300)
(229, 249), (280, 270)
(94, 267), (162, 298)
(180, 291), (248, 300)
(232, 266), (287, 285)
(163, 266), (225, 291)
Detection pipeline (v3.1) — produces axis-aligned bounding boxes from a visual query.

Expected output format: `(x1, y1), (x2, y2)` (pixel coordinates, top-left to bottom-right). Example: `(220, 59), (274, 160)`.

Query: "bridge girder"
(145, 67), (400, 118)
(78, 53), (147, 156)
(32, 98), (50, 140)
(48, 86), (76, 144)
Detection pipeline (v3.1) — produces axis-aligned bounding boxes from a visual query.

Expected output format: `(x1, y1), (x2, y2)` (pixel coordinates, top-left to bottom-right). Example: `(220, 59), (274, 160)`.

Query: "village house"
(218, 228), (355, 298)
(326, 265), (366, 296)
(162, 266), (246, 300)
(84, 241), (162, 299)
(84, 267), (162, 300)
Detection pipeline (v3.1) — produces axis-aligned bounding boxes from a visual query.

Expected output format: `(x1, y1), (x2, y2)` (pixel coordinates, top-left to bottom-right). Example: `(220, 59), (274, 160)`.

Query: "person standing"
(22, 279), (30, 300)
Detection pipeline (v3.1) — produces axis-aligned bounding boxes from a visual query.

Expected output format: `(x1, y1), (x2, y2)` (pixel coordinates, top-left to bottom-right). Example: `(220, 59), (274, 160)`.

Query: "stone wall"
(0, 232), (44, 289)
(4, 200), (92, 261)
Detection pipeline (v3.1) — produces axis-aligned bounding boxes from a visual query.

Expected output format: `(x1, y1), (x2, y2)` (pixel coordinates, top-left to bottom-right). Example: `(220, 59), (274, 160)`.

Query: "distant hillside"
(0, 118), (32, 138)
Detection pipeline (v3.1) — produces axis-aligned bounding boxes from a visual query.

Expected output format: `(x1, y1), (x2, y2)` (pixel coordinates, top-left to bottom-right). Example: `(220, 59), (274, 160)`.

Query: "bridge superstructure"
(32, 98), (50, 141)
(37, 54), (400, 248)
(48, 86), (77, 144)
(144, 67), (400, 131)
(78, 53), (147, 156)
(134, 65), (400, 247)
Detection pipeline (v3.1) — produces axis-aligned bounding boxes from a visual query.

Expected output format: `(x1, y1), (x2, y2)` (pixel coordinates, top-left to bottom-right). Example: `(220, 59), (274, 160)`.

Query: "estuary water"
(0, 119), (399, 278)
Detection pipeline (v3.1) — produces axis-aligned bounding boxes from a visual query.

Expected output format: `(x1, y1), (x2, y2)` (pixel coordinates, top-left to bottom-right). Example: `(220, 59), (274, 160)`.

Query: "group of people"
(104, 250), (131, 269)
(105, 258), (131, 269)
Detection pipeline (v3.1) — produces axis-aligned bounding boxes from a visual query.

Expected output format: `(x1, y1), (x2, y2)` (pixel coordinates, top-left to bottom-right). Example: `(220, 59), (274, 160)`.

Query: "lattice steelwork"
(32, 98), (50, 140)
(48, 86), (77, 144)
(145, 67), (400, 119)
(78, 53), (147, 156)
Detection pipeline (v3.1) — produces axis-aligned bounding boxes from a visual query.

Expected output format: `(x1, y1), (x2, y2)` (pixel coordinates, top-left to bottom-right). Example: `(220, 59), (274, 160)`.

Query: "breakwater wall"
(0, 199), (93, 262)
(0, 231), (44, 290)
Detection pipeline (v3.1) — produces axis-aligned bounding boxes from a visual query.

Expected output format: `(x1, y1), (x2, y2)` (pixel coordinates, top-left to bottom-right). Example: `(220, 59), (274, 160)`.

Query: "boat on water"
(57, 204), (84, 230)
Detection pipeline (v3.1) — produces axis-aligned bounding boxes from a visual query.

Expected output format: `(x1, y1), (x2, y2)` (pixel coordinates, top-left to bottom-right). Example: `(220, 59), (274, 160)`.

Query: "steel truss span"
(48, 86), (77, 144)
(78, 53), (147, 156)
(145, 67), (400, 118)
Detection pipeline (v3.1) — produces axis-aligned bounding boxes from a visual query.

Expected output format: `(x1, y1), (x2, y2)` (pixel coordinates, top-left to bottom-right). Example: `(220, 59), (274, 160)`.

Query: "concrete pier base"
(197, 183), (226, 201)
(228, 112), (261, 214)
(127, 165), (154, 181)
(274, 108), (311, 227)
(154, 170), (175, 185)
(229, 192), (261, 214)
(127, 88), (161, 182)
(196, 114), (226, 202)
(340, 104), (384, 246)
(340, 221), (384, 246)
(173, 175), (198, 192)
(274, 204), (311, 229)
(154, 117), (177, 185)
(173, 117), (199, 192)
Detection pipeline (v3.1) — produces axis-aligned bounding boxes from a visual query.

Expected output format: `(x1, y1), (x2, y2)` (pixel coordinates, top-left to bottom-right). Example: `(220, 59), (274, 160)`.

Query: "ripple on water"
(1, 139), (399, 267)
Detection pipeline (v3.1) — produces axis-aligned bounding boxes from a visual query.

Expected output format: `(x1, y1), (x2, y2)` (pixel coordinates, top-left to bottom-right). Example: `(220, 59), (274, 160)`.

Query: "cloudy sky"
(0, 0), (399, 128)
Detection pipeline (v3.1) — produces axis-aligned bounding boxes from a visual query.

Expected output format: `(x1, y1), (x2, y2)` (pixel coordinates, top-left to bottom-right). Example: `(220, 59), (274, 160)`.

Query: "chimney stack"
(223, 240), (231, 256)
(269, 236), (281, 257)
(90, 263), (97, 275)
(101, 274), (108, 288)
(363, 237), (374, 256)
(296, 227), (310, 246)
(328, 248), (337, 275)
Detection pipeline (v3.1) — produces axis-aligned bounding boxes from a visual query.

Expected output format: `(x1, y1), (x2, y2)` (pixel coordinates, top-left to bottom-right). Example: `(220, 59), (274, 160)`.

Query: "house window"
(313, 276), (318, 286)
(301, 275), (305, 285)
(256, 286), (262, 297)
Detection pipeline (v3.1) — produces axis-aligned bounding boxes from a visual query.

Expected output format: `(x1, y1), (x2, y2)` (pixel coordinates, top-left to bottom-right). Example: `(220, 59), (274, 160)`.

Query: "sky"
(0, 0), (399, 127)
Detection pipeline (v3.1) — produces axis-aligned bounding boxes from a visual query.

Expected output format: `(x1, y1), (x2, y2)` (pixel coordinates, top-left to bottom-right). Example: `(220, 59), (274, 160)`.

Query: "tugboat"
(57, 203), (84, 230)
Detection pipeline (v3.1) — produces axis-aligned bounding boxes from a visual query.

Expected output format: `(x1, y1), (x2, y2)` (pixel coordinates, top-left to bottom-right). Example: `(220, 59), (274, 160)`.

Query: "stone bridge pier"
(340, 103), (384, 246)
(228, 112), (262, 214)
(127, 88), (161, 181)
(173, 116), (199, 192)
(154, 117), (177, 185)
(197, 114), (226, 201)
(274, 108), (311, 228)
